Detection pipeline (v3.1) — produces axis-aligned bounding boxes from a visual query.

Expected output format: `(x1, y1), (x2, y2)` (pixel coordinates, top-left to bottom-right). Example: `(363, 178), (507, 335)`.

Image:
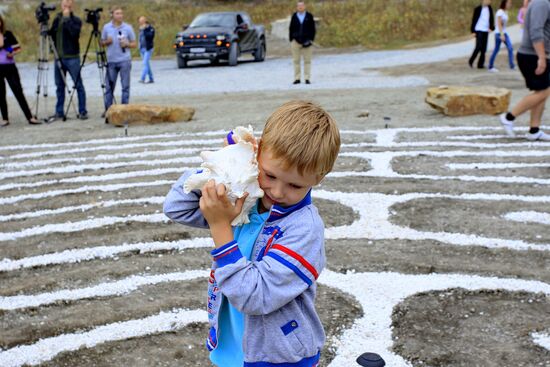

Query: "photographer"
(49, 0), (88, 121)
(289, 1), (316, 85)
(101, 6), (136, 112)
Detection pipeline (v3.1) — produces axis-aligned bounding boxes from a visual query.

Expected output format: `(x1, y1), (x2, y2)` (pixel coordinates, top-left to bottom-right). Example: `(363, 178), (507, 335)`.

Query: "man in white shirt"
(469, 0), (495, 69)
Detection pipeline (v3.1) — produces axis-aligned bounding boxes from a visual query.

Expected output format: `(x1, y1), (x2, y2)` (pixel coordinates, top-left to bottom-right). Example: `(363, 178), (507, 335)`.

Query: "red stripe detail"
(271, 244), (319, 279)
(213, 246), (238, 260)
(262, 229), (279, 256)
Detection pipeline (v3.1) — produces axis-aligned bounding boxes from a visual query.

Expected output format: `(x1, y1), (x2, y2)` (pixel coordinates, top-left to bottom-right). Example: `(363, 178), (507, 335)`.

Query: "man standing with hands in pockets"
(101, 6), (136, 113)
(289, 1), (316, 85)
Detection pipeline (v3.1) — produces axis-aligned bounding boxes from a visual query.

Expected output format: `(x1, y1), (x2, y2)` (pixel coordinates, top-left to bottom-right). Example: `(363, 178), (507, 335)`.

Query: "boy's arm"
(163, 170), (209, 228)
(213, 211), (325, 316)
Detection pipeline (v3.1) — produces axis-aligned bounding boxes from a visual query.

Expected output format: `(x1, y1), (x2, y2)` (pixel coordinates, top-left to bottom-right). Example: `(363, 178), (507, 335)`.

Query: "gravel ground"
(1, 25), (550, 367)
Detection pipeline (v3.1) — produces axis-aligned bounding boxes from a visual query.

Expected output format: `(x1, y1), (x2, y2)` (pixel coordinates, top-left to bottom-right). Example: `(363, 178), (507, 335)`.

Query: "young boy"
(163, 100), (341, 366)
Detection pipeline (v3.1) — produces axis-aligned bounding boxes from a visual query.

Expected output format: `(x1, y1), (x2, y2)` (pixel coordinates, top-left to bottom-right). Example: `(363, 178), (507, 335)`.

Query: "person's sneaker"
(489, 67), (499, 73)
(293, 80), (300, 84)
(78, 113), (89, 120)
(526, 130), (550, 141)
(147, 80), (155, 84)
(499, 113), (515, 137)
(47, 114), (63, 123)
(305, 80), (311, 84)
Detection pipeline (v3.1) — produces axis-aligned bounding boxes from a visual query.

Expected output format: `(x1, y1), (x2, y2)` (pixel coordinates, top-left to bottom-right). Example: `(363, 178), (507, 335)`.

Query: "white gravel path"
(15, 25), (522, 97)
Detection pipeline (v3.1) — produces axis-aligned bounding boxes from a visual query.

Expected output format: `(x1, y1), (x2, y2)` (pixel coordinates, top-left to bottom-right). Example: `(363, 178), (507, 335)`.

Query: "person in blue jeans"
(489, 0), (515, 72)
(49, 0), (87, 121)
(138, 16), (155, 84)
(101, 6), (136, 112)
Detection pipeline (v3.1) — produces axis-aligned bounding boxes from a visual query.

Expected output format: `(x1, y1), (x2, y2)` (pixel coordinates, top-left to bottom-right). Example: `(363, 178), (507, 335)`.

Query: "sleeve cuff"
(211, 240), (243, 267)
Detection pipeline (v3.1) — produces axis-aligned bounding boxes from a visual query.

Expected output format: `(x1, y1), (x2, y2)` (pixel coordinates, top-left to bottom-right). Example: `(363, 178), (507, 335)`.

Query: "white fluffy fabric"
(183, 126), (264, 226)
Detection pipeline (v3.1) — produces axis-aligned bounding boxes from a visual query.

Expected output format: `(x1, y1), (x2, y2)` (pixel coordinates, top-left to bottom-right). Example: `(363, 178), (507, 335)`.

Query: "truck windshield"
(189, 14), (235, 28)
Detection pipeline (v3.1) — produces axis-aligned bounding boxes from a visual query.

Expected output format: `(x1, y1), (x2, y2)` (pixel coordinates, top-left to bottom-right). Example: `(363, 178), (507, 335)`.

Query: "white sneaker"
(526, 130), (550, 141)
(499, 113), (515, 137)
(489, 68), (499, 73)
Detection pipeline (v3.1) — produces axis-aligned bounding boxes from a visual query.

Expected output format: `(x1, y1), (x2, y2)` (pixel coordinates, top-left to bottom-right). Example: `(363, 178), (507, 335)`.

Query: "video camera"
(85, 8), (103, 25)
(35, 2), (56, 25)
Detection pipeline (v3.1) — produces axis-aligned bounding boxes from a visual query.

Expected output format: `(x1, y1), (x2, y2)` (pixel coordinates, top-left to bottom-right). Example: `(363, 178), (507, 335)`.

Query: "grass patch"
(4, 0), (518, 62)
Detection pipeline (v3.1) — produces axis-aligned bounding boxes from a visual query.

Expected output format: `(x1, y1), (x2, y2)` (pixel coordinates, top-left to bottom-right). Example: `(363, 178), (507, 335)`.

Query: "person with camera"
(0, 15), (41, 127)
(101, 6), (136, 112)
(49, 0), (88, 121)
(289, 1), (316, 85)
(138, 16), (155, 84)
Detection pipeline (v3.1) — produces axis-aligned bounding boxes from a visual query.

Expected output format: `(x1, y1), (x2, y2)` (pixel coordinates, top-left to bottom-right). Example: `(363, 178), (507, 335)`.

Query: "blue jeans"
(140, 48), (154, 82)
(104, 60), (132, 110)
(55, 57), (87, 116)
(489, 33), (515, 69)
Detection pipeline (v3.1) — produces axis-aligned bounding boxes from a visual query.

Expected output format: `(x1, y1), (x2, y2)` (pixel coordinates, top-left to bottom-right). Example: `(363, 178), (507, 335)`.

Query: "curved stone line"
(343, 141), (549, 149)
(0, 180), (173, 205)
(0, 269), (208, 310)
(0, 196), (165, 223)
(0, 168), (190, 193)
(0, 147), (204, 170)
(504, 211), (550, 226)
(0, 213), (169, 242)
(0, 130), (227, 152)
(339, 151), (550, 185)
(0, 157), (199, 181)
(318, 269), (550, 367)
(447, 162), (550, 170)
(2, 137), (221, 160)
(0, 238), (213, 272)
(532, 332), (550, 351)
(314, 190), (550, 251)
(0, 308), (207, 367)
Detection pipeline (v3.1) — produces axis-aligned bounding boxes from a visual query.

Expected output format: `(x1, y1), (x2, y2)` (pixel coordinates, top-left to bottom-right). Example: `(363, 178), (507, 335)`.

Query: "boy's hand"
(200, 180), (247, 224)
(200, 180), (248, 247)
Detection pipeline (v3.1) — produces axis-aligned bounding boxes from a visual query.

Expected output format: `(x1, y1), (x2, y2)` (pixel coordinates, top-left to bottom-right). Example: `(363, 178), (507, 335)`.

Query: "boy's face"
(257, 149), (319, 210)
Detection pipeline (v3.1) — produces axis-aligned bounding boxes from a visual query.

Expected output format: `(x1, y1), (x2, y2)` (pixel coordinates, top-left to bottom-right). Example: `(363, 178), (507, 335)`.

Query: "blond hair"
(259, 100), (340, 178)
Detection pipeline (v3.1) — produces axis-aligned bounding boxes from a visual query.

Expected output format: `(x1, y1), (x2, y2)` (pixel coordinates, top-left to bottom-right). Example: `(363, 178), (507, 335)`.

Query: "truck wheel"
(254, 38), (266, 62)
(177, 53), (187, 69)
(228, 42), (238, 66)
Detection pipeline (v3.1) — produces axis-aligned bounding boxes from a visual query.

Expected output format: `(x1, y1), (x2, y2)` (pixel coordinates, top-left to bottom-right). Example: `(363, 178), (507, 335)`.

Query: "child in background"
(469, 0), (495, 69)
(488, 0), (515, 72)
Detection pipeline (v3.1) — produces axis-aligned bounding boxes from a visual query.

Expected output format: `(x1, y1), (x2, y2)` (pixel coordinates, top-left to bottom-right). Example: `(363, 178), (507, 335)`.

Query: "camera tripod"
(64, 20), (112, 121)
(34, 22), (77, 122)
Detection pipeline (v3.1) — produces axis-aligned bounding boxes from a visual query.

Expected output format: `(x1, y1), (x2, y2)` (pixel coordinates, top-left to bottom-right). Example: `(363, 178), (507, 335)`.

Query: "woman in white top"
(488, 0), (515, 71)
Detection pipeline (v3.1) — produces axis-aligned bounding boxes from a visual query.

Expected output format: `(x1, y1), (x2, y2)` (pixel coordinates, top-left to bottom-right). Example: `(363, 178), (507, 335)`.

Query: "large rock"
(106, 104), (195, 126)
(425, 86), (511, 116)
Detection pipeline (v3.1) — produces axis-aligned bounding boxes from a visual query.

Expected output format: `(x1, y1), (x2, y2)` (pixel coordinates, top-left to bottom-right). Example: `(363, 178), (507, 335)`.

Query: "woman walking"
(0, 15), (41, 127)
(488, 0), (515, 72)
(138, 16), (155, 84)
(469, 0), (495, 69)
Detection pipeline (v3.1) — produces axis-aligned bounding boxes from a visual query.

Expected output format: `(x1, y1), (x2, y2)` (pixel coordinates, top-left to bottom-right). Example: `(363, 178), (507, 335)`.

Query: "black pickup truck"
(173, 11), (266, 68)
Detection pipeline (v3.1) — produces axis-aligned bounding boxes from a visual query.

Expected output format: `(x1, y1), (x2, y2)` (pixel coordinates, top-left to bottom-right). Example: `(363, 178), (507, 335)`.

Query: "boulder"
(106, 104), (195, 126)
(425, 86), (511, 116)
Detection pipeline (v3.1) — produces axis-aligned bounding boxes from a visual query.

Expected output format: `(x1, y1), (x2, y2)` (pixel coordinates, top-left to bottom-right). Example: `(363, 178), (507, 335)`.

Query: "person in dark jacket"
(0, 15), (41, 127)
(469, 0), (495, 69)
(289, 1), (316, 84)
(49, 0), (87, 121)
(138, 16), (155, 84)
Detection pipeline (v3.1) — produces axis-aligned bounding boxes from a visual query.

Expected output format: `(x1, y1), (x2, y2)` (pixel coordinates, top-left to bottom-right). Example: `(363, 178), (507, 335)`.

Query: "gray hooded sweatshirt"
(163, 170), (326, 366)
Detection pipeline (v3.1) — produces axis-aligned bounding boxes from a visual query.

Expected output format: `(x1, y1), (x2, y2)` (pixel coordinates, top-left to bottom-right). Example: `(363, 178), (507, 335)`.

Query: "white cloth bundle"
(183, 126), (264, 226)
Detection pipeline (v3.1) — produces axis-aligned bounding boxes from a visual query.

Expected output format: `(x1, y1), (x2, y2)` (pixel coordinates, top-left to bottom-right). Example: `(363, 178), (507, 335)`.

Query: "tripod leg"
(48, 35), (78, 120)
(64, 31), (94, 120)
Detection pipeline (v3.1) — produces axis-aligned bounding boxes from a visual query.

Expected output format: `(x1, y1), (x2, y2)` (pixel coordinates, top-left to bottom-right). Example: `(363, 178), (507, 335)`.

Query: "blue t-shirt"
(101, 21), (135, 63)
(210, 201), (269, 367)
